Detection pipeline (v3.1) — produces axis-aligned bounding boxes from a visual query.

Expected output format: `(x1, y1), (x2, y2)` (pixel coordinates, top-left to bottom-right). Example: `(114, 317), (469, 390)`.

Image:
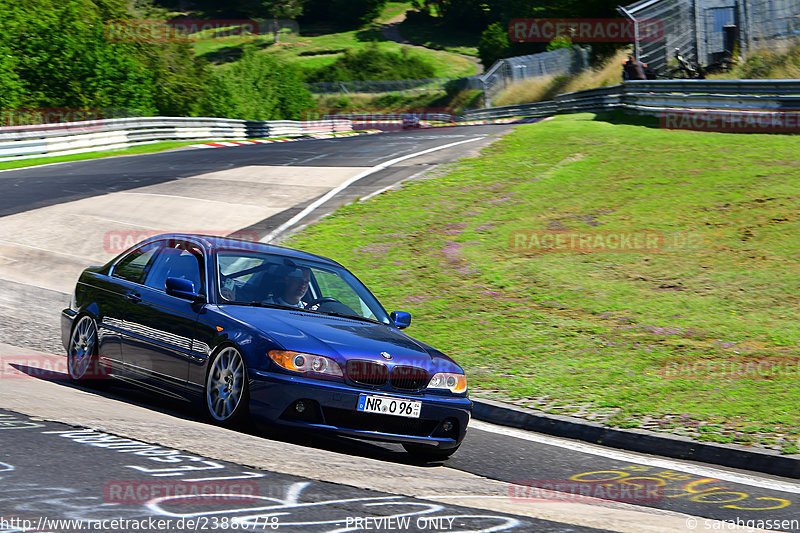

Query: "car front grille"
(390, 365), (429, 391)
(321, 407), (438, 437)
(346, 360), (388, 387)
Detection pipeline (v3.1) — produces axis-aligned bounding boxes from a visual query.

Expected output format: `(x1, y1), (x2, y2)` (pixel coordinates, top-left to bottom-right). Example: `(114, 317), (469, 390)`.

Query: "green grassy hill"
(287, 113), (800, 453)
(192, 3), (477, 80)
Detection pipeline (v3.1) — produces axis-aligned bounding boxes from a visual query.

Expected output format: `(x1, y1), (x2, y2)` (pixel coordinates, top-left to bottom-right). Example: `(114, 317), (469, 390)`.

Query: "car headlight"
(427, 372), (467, 393)
(268, 350), (343, 378)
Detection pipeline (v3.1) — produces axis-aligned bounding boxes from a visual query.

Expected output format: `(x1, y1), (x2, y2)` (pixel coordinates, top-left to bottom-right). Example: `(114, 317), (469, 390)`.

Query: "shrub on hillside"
(313, 42), (436, 82)
(198, 47), (314, 120)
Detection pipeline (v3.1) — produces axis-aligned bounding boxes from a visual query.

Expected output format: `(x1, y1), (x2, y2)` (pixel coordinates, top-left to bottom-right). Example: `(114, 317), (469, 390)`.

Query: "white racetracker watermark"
(661, 110), (800, 133)
(509, 18), (664, 42)
(663, 360), (800, 379)
(103, 230), (260, 254)
(509, 230), (706, 254)
(0, 355), (111, 380)
(104, 19), (272, 43)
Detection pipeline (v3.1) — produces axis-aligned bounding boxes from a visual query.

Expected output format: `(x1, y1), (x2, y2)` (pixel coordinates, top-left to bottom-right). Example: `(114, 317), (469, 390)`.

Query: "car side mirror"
(166, 277), (203, 302)
(390, 311), (411, 329)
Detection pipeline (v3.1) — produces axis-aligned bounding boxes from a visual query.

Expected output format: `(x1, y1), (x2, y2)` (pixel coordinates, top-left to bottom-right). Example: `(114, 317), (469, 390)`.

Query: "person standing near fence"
(623, 55), (647, 80)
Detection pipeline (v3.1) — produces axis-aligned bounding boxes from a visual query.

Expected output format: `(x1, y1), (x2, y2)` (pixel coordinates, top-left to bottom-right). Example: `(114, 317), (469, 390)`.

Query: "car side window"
(144, 241), (204, 294)
(113, 242), (162, 284)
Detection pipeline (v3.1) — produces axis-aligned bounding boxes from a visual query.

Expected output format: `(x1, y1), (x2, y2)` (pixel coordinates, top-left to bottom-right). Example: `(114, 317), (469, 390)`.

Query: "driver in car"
(269, 267), (311, 308)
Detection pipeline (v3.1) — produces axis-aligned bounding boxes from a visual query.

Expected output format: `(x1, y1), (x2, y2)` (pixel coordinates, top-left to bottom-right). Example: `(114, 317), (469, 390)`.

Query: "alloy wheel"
(206, 347), (246, 422)
(68, 316), (97, 381)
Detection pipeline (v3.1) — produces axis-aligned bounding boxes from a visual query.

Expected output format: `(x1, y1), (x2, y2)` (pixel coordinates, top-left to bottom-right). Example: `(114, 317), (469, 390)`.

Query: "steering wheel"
(306, 297), (340, 311)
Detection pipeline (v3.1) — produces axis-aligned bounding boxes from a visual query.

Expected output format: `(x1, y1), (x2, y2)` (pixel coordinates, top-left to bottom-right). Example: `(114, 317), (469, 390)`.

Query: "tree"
(0, 44), (23, 110)
(0, 0), (215, 118)
(262, 0), (304, 43)
(478, 22), (510, 69)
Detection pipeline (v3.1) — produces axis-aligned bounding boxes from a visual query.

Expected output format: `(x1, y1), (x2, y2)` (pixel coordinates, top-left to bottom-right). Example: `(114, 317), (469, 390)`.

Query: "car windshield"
(215, 250), (391, 325)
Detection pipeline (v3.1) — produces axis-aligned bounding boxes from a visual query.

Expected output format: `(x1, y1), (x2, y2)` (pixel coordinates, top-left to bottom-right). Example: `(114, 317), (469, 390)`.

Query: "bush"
(547, 35), (573, 52)
(313, 42), (436, 82)
(198, 47), (314, 120)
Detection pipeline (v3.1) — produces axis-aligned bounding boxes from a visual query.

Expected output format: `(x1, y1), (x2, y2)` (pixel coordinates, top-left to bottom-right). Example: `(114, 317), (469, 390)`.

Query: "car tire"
(67, 315), (101, 383)
(205, 345), (250, 426)
(402, 442), (460, 461)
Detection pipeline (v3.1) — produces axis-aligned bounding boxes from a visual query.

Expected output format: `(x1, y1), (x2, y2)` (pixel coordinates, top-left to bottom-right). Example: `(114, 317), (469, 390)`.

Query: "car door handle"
(127, 292), (142, 303)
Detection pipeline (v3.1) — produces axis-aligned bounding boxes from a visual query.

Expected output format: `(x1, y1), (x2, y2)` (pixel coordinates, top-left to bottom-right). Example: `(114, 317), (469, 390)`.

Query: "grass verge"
(286, 113), (800, 452)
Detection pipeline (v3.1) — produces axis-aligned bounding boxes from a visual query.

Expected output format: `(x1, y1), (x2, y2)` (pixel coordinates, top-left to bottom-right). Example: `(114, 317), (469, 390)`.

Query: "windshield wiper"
(229, 301), (383, 323)
(235, 301), (302, 311)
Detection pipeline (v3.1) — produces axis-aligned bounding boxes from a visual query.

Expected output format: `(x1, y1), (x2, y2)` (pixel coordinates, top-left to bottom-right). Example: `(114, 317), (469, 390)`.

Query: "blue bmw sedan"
(61, 234), (471, 459)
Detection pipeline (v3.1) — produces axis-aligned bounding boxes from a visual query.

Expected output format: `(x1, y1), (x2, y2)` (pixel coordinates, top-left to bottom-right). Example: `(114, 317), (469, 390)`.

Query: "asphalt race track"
(2, 126), (800, 533)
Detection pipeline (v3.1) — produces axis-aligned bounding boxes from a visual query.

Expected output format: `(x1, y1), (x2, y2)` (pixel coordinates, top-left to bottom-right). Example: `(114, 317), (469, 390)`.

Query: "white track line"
(358, 167), (434, 203)
(260, 137), (485, 243)
(470, 420), (800, 494)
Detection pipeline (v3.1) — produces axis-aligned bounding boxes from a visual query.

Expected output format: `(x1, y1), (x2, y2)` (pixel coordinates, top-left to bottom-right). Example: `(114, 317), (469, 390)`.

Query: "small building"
(621, 0), (800, 75)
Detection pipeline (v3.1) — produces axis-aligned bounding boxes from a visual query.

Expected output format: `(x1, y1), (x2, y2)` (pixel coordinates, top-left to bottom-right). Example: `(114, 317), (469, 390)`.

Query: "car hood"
(219, 306), (460, 371)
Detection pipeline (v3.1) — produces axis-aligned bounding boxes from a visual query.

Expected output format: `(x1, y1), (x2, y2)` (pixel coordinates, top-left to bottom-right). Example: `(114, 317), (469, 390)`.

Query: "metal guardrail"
(461, 101), (559, 121)
(462, 79), (800, 121)
(4, 79), (797, 161)
(0, 117), (353, 161)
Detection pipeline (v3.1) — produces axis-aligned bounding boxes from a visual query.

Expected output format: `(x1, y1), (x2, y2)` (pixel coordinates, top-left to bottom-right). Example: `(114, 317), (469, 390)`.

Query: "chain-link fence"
(622, 0), (697, 75)
(623, 0), (800, 76)
(745, 0), (800, 49)
(307, 47), (590, 107)
(463, 46), (590, 106)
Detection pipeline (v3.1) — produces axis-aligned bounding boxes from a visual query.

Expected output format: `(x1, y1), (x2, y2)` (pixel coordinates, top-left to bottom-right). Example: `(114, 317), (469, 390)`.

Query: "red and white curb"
(189, 118), (543, 150)
(190, 130), (382, 149)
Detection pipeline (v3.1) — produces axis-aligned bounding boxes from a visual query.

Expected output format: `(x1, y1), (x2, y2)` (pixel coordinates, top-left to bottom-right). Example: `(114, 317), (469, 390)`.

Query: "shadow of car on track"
(12, 361), (448, 467)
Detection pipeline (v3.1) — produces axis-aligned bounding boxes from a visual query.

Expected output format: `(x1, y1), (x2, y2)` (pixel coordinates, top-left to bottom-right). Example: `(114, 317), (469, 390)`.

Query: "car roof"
(142, 233), (342, 267)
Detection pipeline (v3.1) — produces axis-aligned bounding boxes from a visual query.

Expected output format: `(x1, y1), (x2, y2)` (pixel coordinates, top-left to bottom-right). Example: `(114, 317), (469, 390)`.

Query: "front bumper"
(249, 369), (472, 449)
